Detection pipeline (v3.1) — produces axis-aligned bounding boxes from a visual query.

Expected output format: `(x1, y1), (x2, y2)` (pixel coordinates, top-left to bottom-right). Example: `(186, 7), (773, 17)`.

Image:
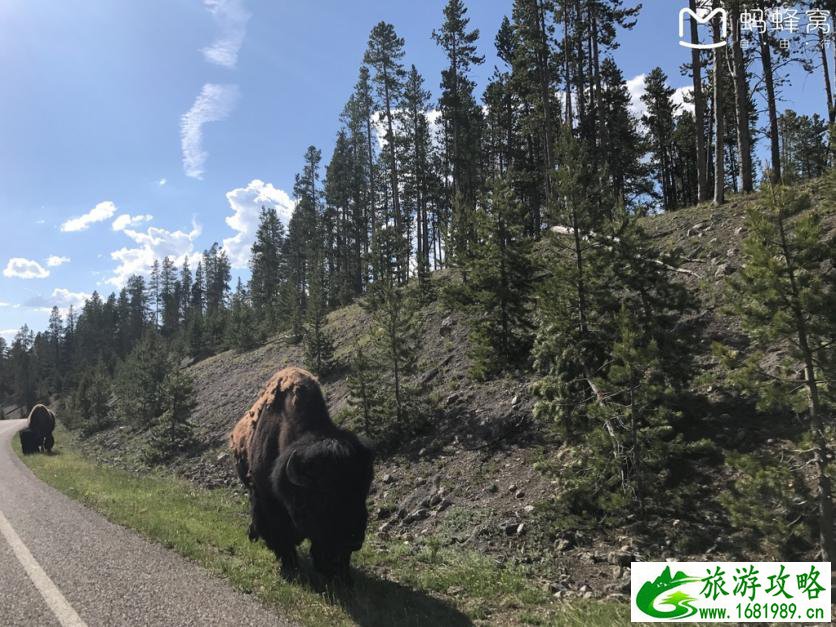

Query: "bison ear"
(285, 449), (312, 488)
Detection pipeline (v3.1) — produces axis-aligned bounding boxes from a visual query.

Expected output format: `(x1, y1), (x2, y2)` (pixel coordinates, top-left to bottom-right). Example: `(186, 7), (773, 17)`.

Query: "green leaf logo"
(636, 566), (701, 619)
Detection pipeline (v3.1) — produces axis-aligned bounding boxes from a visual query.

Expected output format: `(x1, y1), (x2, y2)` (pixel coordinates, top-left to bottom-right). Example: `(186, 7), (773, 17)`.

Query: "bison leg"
(251, 496), (299, 578)
(246, 489), (259, 541)
(43, 433), (54, 453)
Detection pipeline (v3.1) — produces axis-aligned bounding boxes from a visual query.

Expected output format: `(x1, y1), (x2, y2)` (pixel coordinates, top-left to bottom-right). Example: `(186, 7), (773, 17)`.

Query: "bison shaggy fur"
(26, 404), (56, 453)
(230, 367), (373, 581)
(19, 428), (39, 455)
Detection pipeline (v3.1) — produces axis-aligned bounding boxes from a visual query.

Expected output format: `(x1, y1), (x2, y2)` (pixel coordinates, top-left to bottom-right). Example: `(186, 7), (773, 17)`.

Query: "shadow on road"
(330, 568), (473, 627)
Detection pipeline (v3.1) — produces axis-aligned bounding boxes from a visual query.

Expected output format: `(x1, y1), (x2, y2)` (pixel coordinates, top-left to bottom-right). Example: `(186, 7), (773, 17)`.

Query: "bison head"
(273, 435), (373, 580)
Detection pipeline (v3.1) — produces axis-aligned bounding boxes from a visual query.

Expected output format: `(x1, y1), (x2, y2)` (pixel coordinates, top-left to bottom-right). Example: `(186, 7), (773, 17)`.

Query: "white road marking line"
(0, 509), (87, 627)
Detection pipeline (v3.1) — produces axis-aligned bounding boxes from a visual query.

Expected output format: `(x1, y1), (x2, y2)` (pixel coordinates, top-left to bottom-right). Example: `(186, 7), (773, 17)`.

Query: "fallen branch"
(550, 225), (704, 279)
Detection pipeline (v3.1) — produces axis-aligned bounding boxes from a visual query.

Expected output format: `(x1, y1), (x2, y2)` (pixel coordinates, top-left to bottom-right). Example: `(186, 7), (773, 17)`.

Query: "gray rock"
(607, 551), (634, 567)
(440, 316), (455, 335)
(500, 520), (518, 535)
(404, 508), (430, 524)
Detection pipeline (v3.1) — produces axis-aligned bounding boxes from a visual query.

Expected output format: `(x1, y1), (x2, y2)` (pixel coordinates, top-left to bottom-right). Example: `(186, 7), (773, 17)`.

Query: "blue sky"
(0, 0), (827, 340)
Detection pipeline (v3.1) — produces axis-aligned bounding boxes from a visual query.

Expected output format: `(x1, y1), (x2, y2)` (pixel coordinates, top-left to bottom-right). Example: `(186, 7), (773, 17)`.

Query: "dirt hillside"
(76, 174), (836, 599)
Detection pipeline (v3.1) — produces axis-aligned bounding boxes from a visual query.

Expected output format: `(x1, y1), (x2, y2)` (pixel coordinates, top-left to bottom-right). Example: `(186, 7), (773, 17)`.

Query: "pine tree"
(717, 185), (835, 560)
(357, 225), (423, 442)
(179, 256), (192, 324)
(433, 0), (484, 260)
(599, 58), (649, 208)
(284, 147), (323, 342)
(509, 0), (556, 230)
(249, 207), (286, 329)
(160, 256), (178, 335)
(47, 306), (63, 391)
(364, 22), (408, 279)
(642, 68), (678, 211)
(398, 64), (434, 290)
(114, 331), (170, 426)
(146, 367), (197, 462)
(302, 245), (334, 375)
(454, 176), (533, 379)
(779, 110), (830, 181)
(228, 279), (258, 351)
(149, 259), (160, 327)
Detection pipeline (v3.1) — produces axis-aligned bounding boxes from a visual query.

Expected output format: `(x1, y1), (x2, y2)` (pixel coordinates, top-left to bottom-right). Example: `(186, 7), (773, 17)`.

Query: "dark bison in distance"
(230, 367), (374, 581)
(20, 404), (56, 455)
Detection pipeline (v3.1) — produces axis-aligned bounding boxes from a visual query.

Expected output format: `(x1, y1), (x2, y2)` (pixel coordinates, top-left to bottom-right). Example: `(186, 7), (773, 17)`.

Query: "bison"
(230, 367), (373, 581)
(25, 404), (55, 453)
(19, 428), (39, 455)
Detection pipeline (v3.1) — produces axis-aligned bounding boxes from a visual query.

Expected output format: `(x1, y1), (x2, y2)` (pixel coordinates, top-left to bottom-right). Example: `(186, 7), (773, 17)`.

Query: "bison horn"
(285, 449), (311, 487)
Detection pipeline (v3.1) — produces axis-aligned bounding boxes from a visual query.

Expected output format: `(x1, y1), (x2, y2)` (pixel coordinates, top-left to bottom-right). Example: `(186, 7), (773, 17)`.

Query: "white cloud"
(46, 255), (71, 267)
(180, 83), (240, 179)
(158, 178), (167, 187)
(23, 288), (90, 310)
(0, 329), (17, 342)
(107, 221), (202, 287)
(627, 74), (694, 123)
(201, 0), (251, 68)
(3, 258), (49, 279)
(222, 179), (294, 268)
(672, 86), (695, 114)
(372, 108), (442, 151)
(35, 219), (46, 225)
(60, 200), (118, 232)
(112, 213), (153, 231)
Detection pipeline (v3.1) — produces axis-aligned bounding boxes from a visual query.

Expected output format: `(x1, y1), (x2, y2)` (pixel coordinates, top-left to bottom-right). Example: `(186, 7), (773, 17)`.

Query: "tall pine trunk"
(775, 203), (834, 560)
(729, 7), (753, 193)
(689, 0), (709, 202)
(820, 32), (835, 125)
(712, 9), (725, 206)
(757, 4), (781, 183)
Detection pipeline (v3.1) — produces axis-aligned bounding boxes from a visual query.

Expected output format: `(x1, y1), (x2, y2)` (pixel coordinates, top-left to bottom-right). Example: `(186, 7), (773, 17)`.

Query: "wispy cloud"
(180, 83), (240, 179)
(112, 213), (153, 231)
(3, 258), (49, 279)
(222, 179), (295, 268)
(201, 0), (251, 69)
(158, 178), (167, 187)
(108, 221), (202, 287)
(23, 288), (90, 311)
(46, 255), (71, 267)
(60, 200), (118, 232)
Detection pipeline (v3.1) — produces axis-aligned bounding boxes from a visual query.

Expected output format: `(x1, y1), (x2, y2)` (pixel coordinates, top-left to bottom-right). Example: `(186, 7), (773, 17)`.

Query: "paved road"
(0, 419), (290, 626)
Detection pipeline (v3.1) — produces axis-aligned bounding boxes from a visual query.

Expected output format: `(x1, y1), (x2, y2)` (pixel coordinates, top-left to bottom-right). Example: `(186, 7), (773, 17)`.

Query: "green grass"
(13, 422), (633, 626)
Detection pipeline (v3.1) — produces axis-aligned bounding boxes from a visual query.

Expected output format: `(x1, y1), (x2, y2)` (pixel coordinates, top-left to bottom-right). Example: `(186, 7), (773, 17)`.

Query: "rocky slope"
(75, 173), (836, 600)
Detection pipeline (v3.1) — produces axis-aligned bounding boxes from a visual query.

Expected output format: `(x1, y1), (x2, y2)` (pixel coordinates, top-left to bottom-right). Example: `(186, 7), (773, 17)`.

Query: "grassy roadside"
(12, 422), (632, 626)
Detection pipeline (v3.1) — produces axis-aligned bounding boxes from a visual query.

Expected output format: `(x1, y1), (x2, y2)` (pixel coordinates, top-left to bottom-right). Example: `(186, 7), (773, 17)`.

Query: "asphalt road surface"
(0, 419), (290, 626)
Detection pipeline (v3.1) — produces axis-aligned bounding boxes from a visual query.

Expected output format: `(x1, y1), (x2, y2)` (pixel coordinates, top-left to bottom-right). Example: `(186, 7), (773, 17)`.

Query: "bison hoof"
(279, 564), (299, 581)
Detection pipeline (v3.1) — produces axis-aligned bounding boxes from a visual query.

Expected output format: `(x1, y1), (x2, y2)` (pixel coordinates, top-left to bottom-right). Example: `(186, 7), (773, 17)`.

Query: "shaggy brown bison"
(23, 404), (55, 454)
(230, 367), (373, 581)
